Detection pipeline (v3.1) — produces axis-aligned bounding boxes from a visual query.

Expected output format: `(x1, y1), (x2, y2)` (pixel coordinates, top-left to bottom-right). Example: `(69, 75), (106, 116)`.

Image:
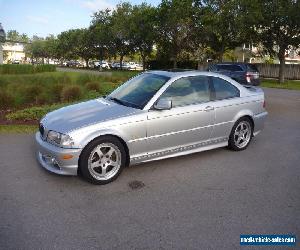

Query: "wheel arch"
(233, 110), (254, 127)
(78, 132), (130, 175)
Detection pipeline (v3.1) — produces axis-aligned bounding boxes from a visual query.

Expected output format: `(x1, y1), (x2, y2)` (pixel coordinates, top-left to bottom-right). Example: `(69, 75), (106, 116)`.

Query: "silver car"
(36, 70), (267, 184)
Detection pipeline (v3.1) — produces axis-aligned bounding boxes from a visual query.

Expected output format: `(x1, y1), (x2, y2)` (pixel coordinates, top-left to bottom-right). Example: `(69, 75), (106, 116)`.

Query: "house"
(2, 42), (28, 64)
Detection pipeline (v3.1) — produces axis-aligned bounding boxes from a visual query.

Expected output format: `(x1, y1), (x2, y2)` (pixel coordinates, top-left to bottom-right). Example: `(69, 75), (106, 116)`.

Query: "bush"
(0, 64), (34, 74)
(0, 64), (56, 74)
(6, 104), (66, 121)
(61, 85), (82, 102)
(85, 82), (100, 92)
(77, 74), (92, 85)
(48, 84), (64, 102)
(0, 89), (14, 110)
(35, 64), (56, 73)
(84, 90), (102, 100)
(21, 85), (43, 105)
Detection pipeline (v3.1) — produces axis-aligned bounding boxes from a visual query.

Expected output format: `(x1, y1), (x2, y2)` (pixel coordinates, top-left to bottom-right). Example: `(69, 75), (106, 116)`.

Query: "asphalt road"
(0, 88), (299, 250)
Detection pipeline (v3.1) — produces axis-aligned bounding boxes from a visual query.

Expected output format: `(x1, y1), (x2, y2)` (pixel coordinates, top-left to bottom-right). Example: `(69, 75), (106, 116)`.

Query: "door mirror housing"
(153, 98), (172, 110)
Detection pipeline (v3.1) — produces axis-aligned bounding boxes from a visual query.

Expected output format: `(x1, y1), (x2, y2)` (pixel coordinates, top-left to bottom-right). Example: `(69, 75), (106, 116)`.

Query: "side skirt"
(130, 137), (228, 165)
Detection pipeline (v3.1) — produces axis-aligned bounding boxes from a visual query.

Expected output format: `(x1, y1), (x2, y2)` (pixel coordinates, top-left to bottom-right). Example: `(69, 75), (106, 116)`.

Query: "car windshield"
(107, 73), (170, 109)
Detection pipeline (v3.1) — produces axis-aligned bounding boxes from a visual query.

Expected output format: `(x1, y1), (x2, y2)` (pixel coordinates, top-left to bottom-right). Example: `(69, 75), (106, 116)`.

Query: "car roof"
(147, 70), (221, 78)
(212, 62), (251, 66)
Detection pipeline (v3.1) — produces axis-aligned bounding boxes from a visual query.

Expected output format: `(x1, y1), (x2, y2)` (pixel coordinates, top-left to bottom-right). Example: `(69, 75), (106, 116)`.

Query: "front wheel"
(228, 117), (253, 151)
(79, 136), (126, 184)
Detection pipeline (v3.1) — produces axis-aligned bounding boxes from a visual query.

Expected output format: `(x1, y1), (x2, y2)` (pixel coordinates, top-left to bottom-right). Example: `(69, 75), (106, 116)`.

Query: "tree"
(57, 29), (95, 66)
(6, 30), (29, 43)
(156, 0), (195, 68)
(44, 35), (59, 63)
(24, 36), (47, 64)
(74, 29), (95, 67)
(128, 3), (156, 70)
(110, 2), (135, 69)
(91, 9), (113, 64)
(197, 0), (244, 62)
(240, 0), (300, 83)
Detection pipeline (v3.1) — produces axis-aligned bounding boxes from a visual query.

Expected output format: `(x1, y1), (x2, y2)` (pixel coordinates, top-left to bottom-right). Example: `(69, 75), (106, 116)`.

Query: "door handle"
(204, 106), (214, 112)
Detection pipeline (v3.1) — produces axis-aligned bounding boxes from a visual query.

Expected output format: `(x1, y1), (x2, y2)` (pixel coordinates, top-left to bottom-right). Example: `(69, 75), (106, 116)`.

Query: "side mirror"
(153, 98), (172, 110)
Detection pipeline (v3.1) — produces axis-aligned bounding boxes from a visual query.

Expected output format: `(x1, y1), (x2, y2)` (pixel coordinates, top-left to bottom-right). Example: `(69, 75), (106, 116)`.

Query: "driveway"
(0, 88), (299, 249)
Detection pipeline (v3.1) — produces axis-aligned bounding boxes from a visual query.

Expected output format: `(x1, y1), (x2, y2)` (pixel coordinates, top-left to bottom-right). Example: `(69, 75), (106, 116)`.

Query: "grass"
(261, 79), (300, 90)
(0, 125), (38, 134)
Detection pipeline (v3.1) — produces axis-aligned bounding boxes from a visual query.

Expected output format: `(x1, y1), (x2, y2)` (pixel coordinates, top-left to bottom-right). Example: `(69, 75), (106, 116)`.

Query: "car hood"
(41, 98), (140, 134)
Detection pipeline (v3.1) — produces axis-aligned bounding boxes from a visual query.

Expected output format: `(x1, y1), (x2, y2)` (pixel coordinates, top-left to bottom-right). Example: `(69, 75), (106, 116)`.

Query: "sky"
(0, 0), (160, 38)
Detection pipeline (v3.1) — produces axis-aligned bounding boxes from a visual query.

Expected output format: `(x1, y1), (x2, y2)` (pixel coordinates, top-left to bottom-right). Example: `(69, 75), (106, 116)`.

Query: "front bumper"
(35, 132), (82, 175)
(253, 111), (268, 136)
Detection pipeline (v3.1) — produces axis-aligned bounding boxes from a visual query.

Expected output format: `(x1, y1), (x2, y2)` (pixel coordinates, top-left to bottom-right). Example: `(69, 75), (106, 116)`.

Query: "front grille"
(39, 123), (45, 137)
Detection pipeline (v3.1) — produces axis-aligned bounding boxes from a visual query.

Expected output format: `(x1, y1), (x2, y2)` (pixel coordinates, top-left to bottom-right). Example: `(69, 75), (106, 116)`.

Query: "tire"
(228, 117), (253, 151)
(79, 136), (126, 184)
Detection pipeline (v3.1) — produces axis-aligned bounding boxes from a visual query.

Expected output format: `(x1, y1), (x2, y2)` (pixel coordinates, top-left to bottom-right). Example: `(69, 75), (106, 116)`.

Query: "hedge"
(0, 64), (56, 74)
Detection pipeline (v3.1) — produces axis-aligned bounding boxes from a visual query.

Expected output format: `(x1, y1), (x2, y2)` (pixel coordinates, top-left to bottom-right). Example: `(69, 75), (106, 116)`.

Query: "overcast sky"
(0, 0), (160, 37)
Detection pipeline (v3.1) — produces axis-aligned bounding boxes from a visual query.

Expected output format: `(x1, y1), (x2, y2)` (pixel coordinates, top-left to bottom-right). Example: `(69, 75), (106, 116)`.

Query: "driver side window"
(160, 76), (210, 107)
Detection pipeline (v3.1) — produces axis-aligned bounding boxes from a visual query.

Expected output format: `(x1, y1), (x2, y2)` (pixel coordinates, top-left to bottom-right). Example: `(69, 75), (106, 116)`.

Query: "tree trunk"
(85, 58), (89, 68)
(218, 45), (225, 62)
(119, 56), (123, 70)
(278, 48), (285, 84)
(173, 58), (177, 69)
(142, 55), (146, 71)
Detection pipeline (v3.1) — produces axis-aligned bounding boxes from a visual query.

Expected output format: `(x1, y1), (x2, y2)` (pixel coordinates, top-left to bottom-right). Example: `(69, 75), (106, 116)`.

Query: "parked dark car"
(66, 60), (82, 67)
(208, 63), (260, 85)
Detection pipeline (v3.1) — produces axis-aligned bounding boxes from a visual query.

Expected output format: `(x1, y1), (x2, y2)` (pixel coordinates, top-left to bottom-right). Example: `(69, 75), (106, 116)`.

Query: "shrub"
(21, 85), (43, 105)
(49, 84), (64, 102)
(77, 74), (92, 85)
(35, 64), (56, 73)
(6, 104), (66, 121)
(0, 64), (34, 74)
(85, 82), (100, 92)
(84, 90), (102, 100)
(0, 89), (14, 110)
(61, 85), (82, 102)
(0, 64), (56, 74)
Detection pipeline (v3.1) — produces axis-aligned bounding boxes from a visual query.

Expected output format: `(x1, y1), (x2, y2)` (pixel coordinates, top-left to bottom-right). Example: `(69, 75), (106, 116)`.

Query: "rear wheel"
(228, 117), (253, 151)
(79, 136), (126, 184)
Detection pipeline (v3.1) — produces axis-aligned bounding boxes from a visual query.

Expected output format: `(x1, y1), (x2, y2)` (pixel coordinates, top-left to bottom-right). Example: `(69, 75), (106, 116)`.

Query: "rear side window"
(216, 64), (243, 72)
(211, 77), (240, 100)
(247, 64), (258, 72)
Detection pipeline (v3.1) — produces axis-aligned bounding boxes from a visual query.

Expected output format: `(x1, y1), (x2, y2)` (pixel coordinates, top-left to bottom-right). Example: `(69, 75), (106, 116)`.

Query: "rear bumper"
(35, 132), (81, 175)
(253, 111), (268, 136)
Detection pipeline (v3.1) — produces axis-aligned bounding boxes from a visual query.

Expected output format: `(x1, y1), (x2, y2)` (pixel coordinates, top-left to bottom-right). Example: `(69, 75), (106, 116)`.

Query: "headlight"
(47, 130), (74, 148)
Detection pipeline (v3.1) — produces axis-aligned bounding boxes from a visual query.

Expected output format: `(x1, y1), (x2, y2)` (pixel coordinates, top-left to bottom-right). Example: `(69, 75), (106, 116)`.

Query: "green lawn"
(261, 79), (300, 90)
(0, 125), (38, 134)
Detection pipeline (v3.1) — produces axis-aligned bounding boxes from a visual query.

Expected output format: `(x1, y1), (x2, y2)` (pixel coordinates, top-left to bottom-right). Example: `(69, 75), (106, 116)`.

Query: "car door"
(209, 76), (241, 140)
(146, 75), (215, 156)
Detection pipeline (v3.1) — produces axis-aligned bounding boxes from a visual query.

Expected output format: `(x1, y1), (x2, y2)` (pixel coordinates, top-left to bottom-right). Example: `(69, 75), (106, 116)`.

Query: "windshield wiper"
(107, 97), (141, 109)
(107, 97), (127, 106)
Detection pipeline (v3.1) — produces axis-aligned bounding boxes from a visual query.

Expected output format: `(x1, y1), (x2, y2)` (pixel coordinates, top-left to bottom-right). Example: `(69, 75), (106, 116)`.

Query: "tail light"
(245, 72), (253, 83)
(246, 72), (259, 83)
(263, 100), (266, 108)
